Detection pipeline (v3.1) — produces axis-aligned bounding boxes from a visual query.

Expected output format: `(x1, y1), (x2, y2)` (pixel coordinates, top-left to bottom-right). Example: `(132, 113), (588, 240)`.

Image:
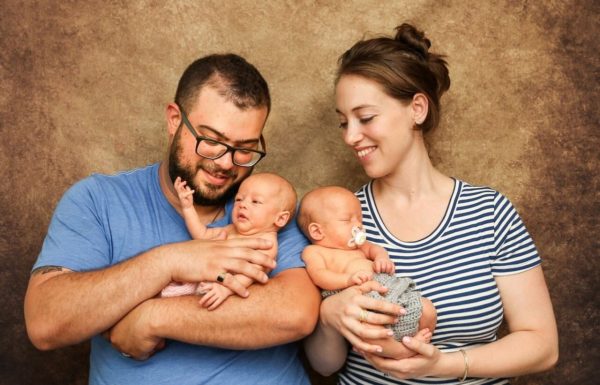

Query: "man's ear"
(411, 93), (429, 125)
(307, 222), (324, 241)
(166, 103), (182, 138)
(274, 211), (291, 228)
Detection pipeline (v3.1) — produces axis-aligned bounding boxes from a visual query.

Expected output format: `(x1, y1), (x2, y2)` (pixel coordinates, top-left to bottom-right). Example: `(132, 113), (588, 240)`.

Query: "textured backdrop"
(1, 1), (598, 384)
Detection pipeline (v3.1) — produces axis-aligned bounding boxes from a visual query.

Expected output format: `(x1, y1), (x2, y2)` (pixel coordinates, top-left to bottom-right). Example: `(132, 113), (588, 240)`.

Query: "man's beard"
(168, 130), (249, 206)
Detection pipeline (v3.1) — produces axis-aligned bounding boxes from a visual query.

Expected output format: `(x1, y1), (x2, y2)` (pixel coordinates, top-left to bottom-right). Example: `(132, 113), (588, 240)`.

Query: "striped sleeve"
(491, 192), (541, 275)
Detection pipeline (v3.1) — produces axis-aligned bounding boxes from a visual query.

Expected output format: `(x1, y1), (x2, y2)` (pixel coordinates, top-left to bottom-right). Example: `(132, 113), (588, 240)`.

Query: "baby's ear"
(307, 222), (324, 241)
(274, 211), (291, 228)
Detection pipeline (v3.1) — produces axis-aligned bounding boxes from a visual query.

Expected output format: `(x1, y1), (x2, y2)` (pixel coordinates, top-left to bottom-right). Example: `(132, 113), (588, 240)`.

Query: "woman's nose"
(343, 123), (363, 146)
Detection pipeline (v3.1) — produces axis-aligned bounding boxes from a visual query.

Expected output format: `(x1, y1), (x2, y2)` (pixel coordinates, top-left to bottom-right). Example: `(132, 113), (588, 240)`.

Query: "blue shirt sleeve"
(270, 214), (309, 276)
(34, 177), (112, 272)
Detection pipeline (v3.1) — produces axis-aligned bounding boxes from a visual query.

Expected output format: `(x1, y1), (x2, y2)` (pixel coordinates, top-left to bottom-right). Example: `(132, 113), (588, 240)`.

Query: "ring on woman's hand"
(121, 352), (132, 358)
(359, 309), (369, 322)
(216, 272), (227, 283)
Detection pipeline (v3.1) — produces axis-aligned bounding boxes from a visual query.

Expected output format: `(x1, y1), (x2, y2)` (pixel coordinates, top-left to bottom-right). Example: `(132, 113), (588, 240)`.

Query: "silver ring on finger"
(121, 352), (132, 358)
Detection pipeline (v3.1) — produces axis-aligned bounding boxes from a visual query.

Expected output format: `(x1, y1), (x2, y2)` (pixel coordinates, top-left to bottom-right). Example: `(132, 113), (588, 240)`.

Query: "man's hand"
(104, 299), (165, 360)
(167, 237), (275, 298)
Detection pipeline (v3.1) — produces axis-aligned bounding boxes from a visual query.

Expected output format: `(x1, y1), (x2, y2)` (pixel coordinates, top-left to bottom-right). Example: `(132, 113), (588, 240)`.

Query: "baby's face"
(232, 177), (284, 233)
(319, 194), (364, 249)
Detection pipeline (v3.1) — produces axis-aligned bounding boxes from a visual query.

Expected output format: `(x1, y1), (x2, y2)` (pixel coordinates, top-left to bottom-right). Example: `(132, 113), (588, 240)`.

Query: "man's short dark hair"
(175, 53), (270, 114)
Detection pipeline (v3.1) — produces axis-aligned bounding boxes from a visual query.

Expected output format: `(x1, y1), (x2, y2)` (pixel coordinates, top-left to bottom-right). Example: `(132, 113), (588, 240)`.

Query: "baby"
(161, 172), (297, 310)
(297, 186), (437, 358)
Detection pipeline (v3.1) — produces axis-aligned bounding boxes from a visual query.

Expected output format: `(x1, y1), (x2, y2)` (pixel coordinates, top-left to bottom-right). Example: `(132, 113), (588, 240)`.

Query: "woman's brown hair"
(337, 23), (451, 134)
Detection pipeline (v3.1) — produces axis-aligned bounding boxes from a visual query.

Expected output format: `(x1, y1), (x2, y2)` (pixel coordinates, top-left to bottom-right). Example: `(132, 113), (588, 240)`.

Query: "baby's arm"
(359, 242), (395, 274)
(175, 177), (225, 240)
(302, 246), (370, 290)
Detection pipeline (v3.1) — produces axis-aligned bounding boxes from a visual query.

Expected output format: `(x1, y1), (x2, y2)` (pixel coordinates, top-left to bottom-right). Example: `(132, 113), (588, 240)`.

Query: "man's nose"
(213, 150), (235, 170)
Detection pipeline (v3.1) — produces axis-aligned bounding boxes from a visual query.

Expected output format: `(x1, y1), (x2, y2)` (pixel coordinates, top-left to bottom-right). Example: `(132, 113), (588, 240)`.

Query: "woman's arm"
(303, 281), (403, 375)
(362, 266), (559, 379)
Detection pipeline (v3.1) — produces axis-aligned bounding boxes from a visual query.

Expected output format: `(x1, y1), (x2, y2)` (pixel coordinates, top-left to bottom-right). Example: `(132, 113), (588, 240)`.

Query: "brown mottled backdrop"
(1, 1), (597, 384)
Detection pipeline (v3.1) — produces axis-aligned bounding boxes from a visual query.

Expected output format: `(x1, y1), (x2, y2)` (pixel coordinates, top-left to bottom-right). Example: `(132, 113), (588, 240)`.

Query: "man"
(24, 54), (320, 384)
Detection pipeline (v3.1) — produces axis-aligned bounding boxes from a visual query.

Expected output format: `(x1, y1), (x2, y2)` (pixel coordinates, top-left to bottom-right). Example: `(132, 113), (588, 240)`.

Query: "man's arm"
(108, 268), (321, 357)
(24, 238), (274, 350)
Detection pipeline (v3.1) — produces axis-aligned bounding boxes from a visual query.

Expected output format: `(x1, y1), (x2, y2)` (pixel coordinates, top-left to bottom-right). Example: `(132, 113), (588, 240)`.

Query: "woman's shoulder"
(454, 179), (519, 216)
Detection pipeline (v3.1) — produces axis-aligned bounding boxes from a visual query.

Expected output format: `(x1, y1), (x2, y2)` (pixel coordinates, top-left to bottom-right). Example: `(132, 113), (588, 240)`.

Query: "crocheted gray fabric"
(367, 274), (423, 339)
(321, 274), (423, 340)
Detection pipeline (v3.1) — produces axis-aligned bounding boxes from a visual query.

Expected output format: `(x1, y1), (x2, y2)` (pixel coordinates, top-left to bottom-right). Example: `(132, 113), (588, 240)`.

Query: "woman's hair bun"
(394, 23), (431, 59)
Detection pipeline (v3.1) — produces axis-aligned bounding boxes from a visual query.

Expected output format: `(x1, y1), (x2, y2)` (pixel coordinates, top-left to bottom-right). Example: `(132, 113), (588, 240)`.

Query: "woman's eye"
(359, 116), (375, 124)
(338, 122), (348, 129)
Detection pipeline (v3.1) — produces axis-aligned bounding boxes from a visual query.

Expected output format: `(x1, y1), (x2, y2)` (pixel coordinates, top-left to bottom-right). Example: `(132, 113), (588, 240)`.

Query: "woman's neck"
(373, 143), (450, 204)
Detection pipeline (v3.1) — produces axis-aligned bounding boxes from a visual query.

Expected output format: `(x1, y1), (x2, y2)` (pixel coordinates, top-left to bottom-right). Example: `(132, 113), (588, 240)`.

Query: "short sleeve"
(491, 192), (541, 275)
(270, 212), (309, 276)
(33, 177), (112, 272)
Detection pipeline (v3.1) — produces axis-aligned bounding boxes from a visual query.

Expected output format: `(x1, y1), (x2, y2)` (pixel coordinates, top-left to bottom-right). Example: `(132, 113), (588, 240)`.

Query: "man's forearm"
(24, 246), (171, 350)
(150, 268), (320, 349)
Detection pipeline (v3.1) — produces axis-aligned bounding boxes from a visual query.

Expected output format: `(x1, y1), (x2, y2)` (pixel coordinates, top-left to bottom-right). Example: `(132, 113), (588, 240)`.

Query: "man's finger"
(217, 272), (250, 298)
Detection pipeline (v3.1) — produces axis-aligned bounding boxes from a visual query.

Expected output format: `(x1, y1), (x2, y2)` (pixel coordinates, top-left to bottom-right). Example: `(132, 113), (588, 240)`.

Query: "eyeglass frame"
(177, 104), (267, 167)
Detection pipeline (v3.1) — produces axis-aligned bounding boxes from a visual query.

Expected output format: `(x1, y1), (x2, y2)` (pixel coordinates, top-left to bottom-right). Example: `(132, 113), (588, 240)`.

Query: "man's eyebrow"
(198, 125), (260, 145)
(335, 104), (378, 114)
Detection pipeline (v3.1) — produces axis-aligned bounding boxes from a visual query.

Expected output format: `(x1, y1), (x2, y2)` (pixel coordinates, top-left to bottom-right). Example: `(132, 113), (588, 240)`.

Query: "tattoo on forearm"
(31, 265), (64, 276)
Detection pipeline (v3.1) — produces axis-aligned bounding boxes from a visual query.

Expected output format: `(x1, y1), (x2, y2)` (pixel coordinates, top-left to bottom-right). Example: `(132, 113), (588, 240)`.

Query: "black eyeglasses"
(178, 105), (266, 167)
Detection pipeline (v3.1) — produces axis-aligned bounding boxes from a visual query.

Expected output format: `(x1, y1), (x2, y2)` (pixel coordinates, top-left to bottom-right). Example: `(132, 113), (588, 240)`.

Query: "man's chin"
(193, 183), (239, 206)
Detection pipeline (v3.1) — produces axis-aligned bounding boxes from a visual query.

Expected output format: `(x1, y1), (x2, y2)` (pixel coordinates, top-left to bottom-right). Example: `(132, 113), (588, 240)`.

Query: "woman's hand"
(362, 335), (442, 379)
(320, 280), (404, 353)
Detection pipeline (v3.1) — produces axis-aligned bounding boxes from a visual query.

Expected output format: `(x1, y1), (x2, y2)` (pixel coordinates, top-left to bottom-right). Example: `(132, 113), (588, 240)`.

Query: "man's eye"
(204, 139), (221, 147)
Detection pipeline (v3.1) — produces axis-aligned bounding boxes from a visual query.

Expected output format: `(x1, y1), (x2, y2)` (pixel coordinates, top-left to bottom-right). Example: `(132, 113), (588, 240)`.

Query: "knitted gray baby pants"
(322, 274), (423, 340)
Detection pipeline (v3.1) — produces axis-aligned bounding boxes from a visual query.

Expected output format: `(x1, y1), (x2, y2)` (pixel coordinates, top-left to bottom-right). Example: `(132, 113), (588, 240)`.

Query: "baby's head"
(232, 173), (297, 235)
(298, 186), (366, 249)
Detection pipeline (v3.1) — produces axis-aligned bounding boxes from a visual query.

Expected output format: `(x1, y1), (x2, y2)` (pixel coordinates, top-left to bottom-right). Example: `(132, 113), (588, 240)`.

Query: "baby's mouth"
(347, 226), (367, 248)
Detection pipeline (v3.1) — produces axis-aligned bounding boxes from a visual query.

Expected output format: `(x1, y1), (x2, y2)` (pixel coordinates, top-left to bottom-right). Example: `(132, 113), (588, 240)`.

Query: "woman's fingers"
(401, 336), (436, 358)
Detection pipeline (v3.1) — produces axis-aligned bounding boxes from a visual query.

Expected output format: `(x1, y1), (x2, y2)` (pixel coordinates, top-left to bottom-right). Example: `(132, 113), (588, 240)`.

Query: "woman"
(304, 23), (558, 384)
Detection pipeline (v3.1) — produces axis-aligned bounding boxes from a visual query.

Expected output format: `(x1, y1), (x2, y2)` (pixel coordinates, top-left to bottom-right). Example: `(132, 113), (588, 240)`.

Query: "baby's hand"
(174, 177), (195, 209)
(349, 271), (373, 286)
(198, 283), (234, 310)
(374, 257), (395, 275)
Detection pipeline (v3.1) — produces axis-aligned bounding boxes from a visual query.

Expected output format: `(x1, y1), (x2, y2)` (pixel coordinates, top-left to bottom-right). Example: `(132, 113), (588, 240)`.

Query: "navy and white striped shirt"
(339, 179), (541, 385)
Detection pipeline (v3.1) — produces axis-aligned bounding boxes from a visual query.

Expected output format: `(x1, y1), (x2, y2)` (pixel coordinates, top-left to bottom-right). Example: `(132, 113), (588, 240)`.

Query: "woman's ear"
(308, 222), (324, 241)
(411, 93), (429, 125)
(166, 103), (182, 138)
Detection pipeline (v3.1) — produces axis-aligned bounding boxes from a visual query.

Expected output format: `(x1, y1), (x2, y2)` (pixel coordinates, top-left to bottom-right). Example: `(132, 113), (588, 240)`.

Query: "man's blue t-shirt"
(33, 163), (311, 385)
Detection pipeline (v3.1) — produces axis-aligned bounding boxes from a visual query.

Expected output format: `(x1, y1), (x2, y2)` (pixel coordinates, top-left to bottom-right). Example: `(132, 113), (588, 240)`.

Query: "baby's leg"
(418, 296), (437, 332)
(160, 282), (199, 297)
